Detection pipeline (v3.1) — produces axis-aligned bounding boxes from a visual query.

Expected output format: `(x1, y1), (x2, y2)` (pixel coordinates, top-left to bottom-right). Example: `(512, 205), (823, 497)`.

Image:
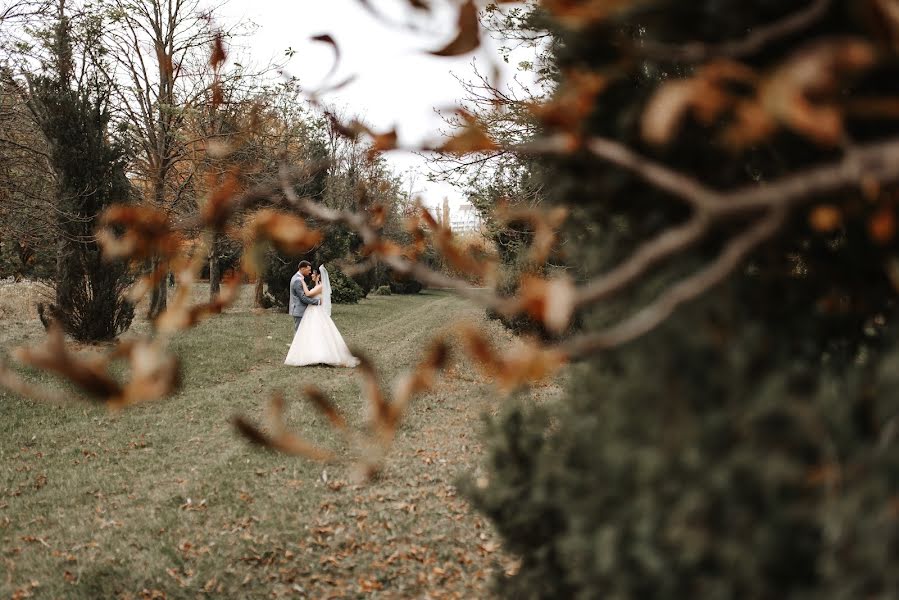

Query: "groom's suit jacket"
(289, 272), (319, 318)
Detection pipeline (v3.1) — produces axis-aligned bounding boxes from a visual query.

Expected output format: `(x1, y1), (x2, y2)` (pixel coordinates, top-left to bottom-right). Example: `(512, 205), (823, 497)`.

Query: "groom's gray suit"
(289, 271), (320, 331)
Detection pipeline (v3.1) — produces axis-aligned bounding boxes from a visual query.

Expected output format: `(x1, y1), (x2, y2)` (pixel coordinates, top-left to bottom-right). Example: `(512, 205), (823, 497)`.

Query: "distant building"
(450, 203), (481, 232)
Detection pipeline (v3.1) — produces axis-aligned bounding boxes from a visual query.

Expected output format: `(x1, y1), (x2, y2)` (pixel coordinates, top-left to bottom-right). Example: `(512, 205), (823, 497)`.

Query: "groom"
(289, 261), (320, 331)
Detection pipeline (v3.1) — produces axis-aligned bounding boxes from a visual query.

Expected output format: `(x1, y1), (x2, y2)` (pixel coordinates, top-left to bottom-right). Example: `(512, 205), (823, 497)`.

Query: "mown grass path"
(1, 290), (528, 599)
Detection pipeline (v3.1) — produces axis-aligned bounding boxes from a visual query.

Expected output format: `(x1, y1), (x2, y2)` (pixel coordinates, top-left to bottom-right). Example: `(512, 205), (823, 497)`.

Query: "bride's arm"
(302, 278), (323, 297)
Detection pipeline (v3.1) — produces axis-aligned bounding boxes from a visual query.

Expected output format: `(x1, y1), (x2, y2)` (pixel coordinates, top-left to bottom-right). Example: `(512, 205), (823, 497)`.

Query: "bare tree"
(98, 0), (231, 317)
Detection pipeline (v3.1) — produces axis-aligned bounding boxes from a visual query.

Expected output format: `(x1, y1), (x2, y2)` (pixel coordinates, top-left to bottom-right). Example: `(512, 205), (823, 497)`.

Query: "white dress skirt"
(284, 304), (359, 367)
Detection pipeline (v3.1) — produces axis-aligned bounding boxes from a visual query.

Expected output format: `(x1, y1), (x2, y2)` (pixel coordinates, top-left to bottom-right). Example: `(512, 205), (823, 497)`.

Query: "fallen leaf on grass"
(20, 535), (50, 547)
(11, 580), (40, 600)
(358, 577), (384, 592)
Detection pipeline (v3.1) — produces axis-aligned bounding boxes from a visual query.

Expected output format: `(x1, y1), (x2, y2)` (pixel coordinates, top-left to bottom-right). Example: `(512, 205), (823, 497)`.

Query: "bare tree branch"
(639, 0), (831, 62)
(562, 208), (786, 358)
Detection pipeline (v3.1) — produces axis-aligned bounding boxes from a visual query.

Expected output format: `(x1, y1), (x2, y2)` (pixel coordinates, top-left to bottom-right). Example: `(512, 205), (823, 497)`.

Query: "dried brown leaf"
(241, 210), (323, 276)
(304, 385), (347, 431)
(13, 325), (123, 401)
(362, 239), (405, 259)
(325, 112), (365, 140)
(356, 354), (390, 428)
(324, 112), (397, 155)
(419, 204), (497, 280)
(529, 70), (606, 132)
(388, 339), (451, 430)
(9, 327), (179, 409)
(809, 205), (843, 232)
(311, 34), (341, 83)
(719, 100), (778, 149)
(437, 110), (498, 154)
(430, 0), (480, 56)
(210, 33), (227, 70)
(642, 60), (757, 145)
(368, 204), (388, 228)
(369, 129), (399, 155)
(496, 203), (568, 265)
(761, 39), (877, 145)
(860, 0), (899, 52)
(869, 207), (896, 243)
(119, 340), (182, 409)
(505, 274), (577, 334)
(155, 269), (241, 333)
(0, 361), (68, 405)
(201, 169), (242, 231)
(459, 327), (566, 392)
(232, 417), (334, 462)
(97, 205), (182, 263)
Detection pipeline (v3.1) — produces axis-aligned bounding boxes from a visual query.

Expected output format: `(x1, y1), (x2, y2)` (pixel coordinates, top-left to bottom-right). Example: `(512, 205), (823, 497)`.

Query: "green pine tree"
(469, 1), (899, 597)
(28, 0), (134, 341)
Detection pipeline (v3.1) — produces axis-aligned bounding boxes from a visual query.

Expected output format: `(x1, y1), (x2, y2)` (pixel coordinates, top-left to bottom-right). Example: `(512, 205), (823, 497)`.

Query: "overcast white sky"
(216, 0), (532, 211)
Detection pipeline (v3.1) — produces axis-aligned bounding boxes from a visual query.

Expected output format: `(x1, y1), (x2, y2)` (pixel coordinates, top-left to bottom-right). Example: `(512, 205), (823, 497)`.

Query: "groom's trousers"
(294, 316), (302, 331)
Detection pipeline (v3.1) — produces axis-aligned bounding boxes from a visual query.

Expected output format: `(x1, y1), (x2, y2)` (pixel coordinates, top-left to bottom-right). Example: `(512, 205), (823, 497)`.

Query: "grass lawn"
(0, 287), (560, 599)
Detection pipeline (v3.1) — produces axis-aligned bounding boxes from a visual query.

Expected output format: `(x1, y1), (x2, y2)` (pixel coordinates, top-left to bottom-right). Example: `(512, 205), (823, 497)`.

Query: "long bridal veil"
(319, 264), (332, 316)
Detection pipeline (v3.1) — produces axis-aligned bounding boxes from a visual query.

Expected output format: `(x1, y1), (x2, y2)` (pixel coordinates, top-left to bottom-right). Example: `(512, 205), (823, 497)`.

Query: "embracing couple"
(284, 260), (360, 368)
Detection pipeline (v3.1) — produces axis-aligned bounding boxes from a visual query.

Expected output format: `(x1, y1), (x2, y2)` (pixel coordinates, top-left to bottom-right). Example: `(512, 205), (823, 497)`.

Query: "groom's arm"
(295, 279), (320, 305)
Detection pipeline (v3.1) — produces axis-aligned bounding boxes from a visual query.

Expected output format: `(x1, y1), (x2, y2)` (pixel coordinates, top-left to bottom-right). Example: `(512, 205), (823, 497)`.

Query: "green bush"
(29, 14), (135, 341)
(389, 279), (422, 294)
(467, 1), (899, 597)
(469, 300), (899, 598)
(372, 285), (392, 296)
(326, 267), (365, 304)
(262, 250), (296, 311)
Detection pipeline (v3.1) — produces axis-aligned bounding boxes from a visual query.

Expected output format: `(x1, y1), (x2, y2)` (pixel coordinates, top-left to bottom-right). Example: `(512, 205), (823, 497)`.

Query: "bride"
(285, 265), (360, 368)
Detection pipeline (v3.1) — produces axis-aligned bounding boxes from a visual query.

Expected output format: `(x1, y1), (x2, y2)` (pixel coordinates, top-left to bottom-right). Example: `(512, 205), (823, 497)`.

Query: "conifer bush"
(468, 1), (899, 597)
(29, 11), (134, 341)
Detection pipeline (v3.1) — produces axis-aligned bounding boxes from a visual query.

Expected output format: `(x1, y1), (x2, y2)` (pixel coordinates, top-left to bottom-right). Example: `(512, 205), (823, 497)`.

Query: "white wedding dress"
(284, 265), (360, 368)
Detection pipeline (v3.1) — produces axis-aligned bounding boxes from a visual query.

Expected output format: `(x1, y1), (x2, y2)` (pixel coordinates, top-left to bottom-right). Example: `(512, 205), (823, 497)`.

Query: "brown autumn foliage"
(5, 0), (899, 482)
(642, 39), (877, 148)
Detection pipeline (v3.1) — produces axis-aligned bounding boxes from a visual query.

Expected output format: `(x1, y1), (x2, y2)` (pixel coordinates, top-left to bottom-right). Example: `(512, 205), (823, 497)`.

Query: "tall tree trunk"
(54, 234), (66, 309)
(147, 255), (168, 319)
(209, 233), (222, 301)
(254, 276), (264, 308)
(146, 178), (168, 319)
